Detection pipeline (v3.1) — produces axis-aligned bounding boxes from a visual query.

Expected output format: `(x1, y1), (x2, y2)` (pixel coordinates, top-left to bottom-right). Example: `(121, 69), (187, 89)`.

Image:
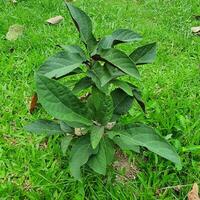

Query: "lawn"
(0, 0), (200, 199)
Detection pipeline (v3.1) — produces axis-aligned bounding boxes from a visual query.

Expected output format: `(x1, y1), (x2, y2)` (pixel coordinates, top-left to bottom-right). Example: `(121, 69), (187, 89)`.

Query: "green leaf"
(37, 51), (85, 79)
(97, 48), (140, 79)
(112, 80), (133, 96)
(73, 77), (92, 93)
(87, 88), (114, 125)
(92, 62), (124, 87)
(87, 62), (109, 94)
(109, 124), (181, 165)
(24, 119), (64, 135)
(61, 135), (73, 155)
(103, 138), (115, 165)
(66, 3), (97, 52)
(87, 138), (115, 175)
(69, 136), (92, 179)
(111, 135), (140, 153)
(58, 68), (83, 79)
(132, 88), (145, 112)
(90, 125), (104, 149)
(59, 121), (73, 133)
(61, 44), (87, 61)
(129, 43), (156, 64)
(36, 74), (92, 127)
(87, 141), (107, 175)
(99, 29), (142, 49)
(111, 88), (133, 115)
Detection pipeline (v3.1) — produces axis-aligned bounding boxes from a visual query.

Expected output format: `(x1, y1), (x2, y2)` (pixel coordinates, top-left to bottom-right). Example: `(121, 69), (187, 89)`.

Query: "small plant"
(25, 3), (181, 179)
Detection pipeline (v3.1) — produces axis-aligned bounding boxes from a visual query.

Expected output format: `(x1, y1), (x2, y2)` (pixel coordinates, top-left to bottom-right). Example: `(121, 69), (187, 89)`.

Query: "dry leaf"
(6, 24), (23, 41)
(188, 183), (200, 200)
(46, 16), (64, 25)
(29, 93), (38, 114)
(191, 27), (200, 35)
(11, 0), (17, 3)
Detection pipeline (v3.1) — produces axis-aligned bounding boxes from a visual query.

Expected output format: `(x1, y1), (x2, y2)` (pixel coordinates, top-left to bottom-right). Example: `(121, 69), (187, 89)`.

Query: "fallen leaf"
(29, 93), (38, 114)
(10, 0), (17, 3)
(46, 16), (64, 25)
(191, 27), (200, 35)
(6, 24), (24, 41)
(188, 183), (200, 200)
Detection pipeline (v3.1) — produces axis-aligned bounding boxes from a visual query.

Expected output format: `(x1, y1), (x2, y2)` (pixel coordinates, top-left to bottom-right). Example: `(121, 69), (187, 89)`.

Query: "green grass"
(0, 0), (200, 199)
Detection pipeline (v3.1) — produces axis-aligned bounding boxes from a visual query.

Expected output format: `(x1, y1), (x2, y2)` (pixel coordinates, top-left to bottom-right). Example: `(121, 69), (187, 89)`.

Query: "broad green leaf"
(92, 62), (124, 87)
(37, 51), (85, 79)
(87, 88), (113, 125)
(90, 125), (104, 149)
(111, 135), (140, 153)
(111, 88), (133, 115)
(61, 135), (73, 155)
(69, 136), (92, 179)
(112, 80), (133, 96)
(87, 141), (107, 175)
(128, 83), (146, 112)
(129, 43), (156, 64)
(99, 29), (142, 49)
(73, 77), (92, 93)
(97, 48), (140, 79)
(61, 44), (87, 60)
(59, 121), (73, 133)
(24, 119), (64, 135)
(87, 62), (109, 94)
(36, 74), (92, 126)
(88, 138), (115, 175)
(103, 138), (115, 165)
(90, 62), (111, 87)
(109, 124), (181, 165)
(66, 3), (97, 52)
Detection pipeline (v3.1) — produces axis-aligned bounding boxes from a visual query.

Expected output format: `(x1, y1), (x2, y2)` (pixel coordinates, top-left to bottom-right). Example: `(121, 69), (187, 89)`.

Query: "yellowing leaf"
(6, 24), (23, 41)
(46, 16), (64, 25)
(188, 183), (200, 200)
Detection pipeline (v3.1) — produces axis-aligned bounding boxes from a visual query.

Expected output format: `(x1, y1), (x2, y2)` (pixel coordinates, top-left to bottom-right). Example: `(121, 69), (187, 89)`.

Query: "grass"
(0, 0), (200, 199)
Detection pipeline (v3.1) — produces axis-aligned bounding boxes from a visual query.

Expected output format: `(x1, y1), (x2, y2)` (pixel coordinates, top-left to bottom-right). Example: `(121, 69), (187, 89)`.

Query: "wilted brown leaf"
(188, 183), (200, 200)
(29, 93), (38, 114)
(46, 16), (64, 25)
(6, 24), (23, 41)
